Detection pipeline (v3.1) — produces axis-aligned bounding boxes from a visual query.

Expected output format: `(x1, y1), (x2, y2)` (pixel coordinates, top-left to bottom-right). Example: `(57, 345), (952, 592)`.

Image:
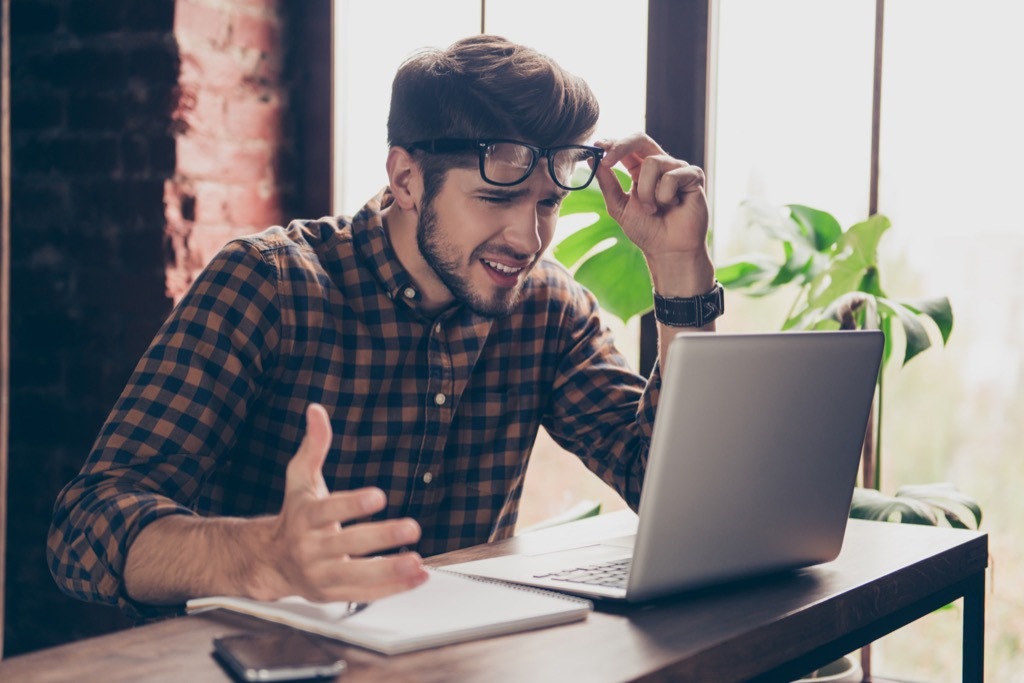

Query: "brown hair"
(387, 35), (600, 196)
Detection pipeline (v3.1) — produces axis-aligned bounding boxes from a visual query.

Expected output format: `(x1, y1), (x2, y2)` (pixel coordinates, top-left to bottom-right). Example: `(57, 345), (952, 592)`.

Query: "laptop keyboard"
(534, 558), (632, 589)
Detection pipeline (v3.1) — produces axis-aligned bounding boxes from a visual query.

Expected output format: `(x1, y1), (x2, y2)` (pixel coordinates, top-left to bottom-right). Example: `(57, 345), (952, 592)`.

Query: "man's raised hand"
(258, 403), (428, 602)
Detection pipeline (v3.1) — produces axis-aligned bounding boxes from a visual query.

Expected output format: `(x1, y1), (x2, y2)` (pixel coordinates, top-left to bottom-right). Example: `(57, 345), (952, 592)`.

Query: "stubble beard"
(416, 198), (530, 319)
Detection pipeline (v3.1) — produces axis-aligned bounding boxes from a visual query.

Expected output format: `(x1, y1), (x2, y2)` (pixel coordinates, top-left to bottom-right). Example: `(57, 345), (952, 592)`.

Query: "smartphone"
(213, 631), (347, 682)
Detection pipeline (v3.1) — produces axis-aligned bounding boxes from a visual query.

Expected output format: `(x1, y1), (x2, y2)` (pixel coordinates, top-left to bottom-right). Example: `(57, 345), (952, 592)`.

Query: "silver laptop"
(445, 330), (884, 602)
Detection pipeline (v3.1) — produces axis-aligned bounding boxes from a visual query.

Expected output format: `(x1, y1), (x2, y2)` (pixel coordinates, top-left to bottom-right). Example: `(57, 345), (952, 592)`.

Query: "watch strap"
(652, 281), (725, 327)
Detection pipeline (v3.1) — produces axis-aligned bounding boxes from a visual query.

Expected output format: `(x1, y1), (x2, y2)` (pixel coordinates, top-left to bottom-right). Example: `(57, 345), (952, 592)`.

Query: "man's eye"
(540, 198), (563, 210)
(480, 195), (512, 205)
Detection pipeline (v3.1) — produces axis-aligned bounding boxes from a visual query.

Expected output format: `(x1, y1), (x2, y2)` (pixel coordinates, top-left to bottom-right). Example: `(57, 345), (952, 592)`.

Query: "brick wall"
(5, 0), (297, 655)
(167, 0), (291, 299)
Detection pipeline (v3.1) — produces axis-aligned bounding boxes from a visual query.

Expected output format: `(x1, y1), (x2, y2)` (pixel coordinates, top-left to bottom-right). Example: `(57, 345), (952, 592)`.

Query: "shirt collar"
(351, 187), (422, 305)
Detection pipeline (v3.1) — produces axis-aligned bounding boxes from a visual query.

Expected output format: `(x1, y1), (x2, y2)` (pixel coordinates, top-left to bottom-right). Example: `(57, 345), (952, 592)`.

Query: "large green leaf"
(788, 204), (842, 251)
(553, 216), (625, 267)
(896, 483), (982, 529)
(716, 259), (776, 290)
(850, 484), (981, 529)
(877, 298), (933, 366)
(553, 168), (652, 322)
(904, 297), (954, 344)
(804, 215), (890, 313)
(573, 241), (653, 321)
(849, 486), (939, 525)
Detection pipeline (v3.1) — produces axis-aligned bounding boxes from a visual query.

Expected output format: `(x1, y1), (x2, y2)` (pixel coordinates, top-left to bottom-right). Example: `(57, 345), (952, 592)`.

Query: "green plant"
(715, 201), (979, 529)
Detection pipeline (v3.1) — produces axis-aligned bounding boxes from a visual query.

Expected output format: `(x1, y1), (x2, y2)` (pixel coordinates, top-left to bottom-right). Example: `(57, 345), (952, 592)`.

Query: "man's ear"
(386, 146), (423, 211)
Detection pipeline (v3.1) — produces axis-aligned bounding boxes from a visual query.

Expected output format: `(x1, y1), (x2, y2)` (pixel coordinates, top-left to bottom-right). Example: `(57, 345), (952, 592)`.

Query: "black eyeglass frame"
(406, 138), (605, 191)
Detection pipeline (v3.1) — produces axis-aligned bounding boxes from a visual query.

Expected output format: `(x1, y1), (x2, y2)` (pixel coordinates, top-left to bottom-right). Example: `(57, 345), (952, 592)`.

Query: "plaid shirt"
(48, 190), (661, 614)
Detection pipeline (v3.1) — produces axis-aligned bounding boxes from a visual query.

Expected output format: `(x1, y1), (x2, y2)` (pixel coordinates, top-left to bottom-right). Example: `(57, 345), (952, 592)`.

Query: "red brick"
(163, 176), (195, 225)
(192, 180), (232, 224)
(182, 89), (228, 136)
(68, 0), (126, 35)
(174, 0), (230, 48)
(31, 47), (126, 87)
(179, 45), (255, 92)
(226, 184), (281, 226)
(176, 133), (274, 183)
(127, 43), (180, 84)
(224, 94), (282, 140)
(244, 52), (284, 87)
(11, 92), (64, 130)
(125, 0), (175, 32)
(11, 1), (61, 35)
(231, 11), (281, 54)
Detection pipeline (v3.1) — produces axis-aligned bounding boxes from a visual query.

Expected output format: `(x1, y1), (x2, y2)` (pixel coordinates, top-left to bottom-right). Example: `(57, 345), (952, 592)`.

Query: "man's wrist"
(644, 248), (715, 298)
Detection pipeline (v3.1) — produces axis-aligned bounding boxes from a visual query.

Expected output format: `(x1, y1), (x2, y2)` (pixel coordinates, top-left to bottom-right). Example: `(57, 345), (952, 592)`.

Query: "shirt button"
(434, 393), (446, 406)
(434, 322), (443, 334)
(422, 472), (434, 484)
(403, 287), (417, 299)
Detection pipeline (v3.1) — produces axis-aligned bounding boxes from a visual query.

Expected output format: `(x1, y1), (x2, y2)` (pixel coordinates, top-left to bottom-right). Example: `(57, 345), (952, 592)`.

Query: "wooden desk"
(0, 512), (987, 683)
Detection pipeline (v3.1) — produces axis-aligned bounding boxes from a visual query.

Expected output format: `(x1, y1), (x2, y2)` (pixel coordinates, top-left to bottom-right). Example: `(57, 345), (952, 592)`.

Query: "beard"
(416, 198), (531, 318)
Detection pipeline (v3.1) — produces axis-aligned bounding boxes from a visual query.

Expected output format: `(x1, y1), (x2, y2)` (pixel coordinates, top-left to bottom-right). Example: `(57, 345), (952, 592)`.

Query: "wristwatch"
(652, 281), (725, 327)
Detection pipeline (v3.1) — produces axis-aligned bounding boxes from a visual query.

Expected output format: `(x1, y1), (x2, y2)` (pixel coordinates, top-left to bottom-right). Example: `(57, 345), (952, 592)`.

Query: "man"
(48, 35), (720, 618)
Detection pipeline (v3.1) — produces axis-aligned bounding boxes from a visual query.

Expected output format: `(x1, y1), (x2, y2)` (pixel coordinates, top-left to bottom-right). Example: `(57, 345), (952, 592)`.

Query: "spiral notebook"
(185, 568), (592, 655)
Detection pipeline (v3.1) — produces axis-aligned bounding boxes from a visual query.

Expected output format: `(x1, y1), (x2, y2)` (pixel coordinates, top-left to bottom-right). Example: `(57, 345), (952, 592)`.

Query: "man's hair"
(387, 35), (600, 196)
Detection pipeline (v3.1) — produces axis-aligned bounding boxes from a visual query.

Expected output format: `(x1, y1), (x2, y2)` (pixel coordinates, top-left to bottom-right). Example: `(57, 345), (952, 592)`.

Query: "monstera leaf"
(553, 168), (653, 323)
(850, 483), (982, 529)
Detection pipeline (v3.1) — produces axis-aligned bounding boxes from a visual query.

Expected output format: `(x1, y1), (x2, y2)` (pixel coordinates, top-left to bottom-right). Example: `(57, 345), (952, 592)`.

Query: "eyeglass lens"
(482, 143), (597, 189)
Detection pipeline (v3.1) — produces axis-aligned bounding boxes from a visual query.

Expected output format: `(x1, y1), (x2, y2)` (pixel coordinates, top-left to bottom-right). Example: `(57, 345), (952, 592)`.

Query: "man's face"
(416, 165), (568, 318)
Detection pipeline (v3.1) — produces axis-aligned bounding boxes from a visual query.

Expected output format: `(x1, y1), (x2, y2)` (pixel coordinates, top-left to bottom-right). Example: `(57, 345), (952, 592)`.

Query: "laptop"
(444, 329), (884, 602)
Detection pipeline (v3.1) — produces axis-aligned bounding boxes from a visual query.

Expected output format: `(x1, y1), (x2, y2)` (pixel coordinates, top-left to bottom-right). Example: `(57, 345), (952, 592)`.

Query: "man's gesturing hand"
(260, 403), (428, 602)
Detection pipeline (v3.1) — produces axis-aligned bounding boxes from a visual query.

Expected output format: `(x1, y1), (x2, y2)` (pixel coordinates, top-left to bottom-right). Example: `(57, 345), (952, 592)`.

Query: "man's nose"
(502, 204), (544, 256)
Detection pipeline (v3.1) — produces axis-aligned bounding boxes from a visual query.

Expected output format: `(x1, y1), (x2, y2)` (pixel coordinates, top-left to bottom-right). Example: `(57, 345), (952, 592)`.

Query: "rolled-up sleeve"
(47, 239), (282, 614)
(542, 279), (660, 509)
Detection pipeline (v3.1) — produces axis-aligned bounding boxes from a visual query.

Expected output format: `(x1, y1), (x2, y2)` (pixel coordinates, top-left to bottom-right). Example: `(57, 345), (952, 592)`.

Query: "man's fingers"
(304, 488), (388, 528)
(304, 553), (429, 603)
(312, 518), (421, 558)
(597, 133), (666, 171)
(285, 403), (334, 497)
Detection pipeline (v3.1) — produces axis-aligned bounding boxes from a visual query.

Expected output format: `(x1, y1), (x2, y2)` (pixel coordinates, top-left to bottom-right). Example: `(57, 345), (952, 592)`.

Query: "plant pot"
(793, 654), (863, 682)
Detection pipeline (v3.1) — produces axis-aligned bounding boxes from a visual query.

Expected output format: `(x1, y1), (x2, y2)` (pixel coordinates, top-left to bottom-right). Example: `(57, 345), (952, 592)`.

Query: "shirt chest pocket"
(454, 386), (523, 423)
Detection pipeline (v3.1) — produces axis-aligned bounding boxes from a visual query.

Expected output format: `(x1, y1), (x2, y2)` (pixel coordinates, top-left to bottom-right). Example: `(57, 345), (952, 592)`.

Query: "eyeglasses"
(407, 139), (604, 191)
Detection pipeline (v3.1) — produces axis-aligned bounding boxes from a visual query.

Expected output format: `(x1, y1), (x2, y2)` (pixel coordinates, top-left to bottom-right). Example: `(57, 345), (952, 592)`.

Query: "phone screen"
(213, 631), (346, 682)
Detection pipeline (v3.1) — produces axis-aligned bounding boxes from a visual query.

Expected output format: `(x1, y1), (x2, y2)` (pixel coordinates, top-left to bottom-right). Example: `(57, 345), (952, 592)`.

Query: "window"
(710, 1), (1023, 679)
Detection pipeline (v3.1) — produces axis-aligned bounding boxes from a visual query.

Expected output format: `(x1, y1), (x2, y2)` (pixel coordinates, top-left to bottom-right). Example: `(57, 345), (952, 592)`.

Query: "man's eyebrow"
(477, 186), (529, 199)
(476, 187), (570, 201)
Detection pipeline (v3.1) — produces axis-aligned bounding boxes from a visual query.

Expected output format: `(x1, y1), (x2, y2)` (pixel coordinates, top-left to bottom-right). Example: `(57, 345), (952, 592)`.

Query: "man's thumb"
(594, 163), (628, 222)
(286, 403), (333, 496)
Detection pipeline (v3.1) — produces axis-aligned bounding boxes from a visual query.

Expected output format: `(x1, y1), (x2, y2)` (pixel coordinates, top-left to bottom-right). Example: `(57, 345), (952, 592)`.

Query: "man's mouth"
(482, 259), (526, 276)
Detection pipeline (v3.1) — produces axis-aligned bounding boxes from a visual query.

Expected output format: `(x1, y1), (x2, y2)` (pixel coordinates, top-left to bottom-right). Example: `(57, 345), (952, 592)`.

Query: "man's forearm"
(123, 514), (277, 605)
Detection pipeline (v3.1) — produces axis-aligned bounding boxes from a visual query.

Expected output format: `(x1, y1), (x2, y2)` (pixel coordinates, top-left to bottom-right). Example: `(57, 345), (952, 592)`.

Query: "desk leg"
(962, 572), (985, 683)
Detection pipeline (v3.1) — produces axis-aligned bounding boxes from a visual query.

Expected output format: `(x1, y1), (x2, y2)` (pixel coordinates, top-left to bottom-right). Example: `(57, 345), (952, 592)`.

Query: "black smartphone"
(212, 631), (347, 682)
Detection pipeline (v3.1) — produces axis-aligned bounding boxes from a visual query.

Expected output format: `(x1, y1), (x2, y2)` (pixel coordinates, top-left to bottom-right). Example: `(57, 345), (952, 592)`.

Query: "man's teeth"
(484, 259), (523, 275)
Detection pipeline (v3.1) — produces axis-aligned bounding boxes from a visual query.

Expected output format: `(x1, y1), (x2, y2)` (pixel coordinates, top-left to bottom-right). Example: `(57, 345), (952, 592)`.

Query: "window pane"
(871, 1), (1024, 680)
(710, 1), (1024, 679)
(484, 0), (648, 141)
(333, 0), (480, 215)
(711, 0), (875, 308)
